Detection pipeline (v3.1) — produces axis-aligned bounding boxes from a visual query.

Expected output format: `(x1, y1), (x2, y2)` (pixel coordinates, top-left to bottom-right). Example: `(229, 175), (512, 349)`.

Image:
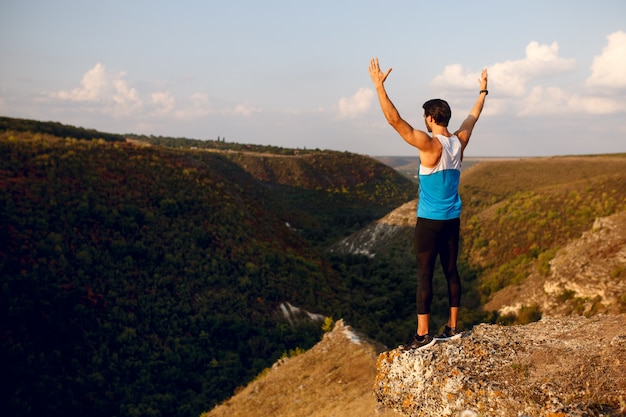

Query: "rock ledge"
(374, 315), (626, 417)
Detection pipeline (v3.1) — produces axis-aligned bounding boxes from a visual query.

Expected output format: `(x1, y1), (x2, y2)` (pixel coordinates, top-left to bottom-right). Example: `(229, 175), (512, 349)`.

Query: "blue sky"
(1, 0), (625, 157)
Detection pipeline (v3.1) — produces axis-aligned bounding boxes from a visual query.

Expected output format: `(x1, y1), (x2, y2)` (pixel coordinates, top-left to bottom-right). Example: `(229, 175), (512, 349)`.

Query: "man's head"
(422, 99), (451, 128)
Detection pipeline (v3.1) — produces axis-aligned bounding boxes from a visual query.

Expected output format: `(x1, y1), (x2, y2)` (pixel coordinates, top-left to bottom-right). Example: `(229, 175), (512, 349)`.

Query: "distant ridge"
(0, 115), (124, 142)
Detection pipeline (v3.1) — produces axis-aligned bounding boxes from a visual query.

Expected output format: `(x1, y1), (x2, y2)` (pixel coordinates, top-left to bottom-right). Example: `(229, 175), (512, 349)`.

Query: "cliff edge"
(374, 315), (626, 417)
(203, 319), (397, 417)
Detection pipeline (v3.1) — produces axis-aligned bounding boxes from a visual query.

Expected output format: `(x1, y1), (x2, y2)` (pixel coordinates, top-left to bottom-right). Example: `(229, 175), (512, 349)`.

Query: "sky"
(1, 0), (626, 157)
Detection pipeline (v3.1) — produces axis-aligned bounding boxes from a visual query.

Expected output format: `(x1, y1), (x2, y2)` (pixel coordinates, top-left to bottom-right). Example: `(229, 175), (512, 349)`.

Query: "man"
(368, 58), (488, 350)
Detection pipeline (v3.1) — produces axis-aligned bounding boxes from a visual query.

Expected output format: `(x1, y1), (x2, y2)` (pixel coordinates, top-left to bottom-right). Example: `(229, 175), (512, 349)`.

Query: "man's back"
(417, 134), (462, 220)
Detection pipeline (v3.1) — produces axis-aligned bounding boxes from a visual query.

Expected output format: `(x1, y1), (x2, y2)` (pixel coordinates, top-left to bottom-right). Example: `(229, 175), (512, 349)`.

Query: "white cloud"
(53, 63), (108, 102)
(517, 33), (626, 116)
(431, 37), (626, 117)
(337, 88), (374, 119)
(46, 63), (142, 115)
(568, 94), (626, 114)
(433, 41), (576, 97)
(111, 76), (142, 115)
(519, 86), (570, 115)
(519, 85), (626, 116)
(227, 103), (262, 116)
(586, 30), (626, 90)
(490, 41), (576, 97)
(151, 92), (175, 116)
(174, 93), (213, 120)
(432, 64), (480, 90)
(44, 64), (238, 122)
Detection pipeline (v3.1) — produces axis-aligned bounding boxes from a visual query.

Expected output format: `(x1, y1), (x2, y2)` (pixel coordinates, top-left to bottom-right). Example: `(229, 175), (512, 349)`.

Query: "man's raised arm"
(455, 68), (488, 150)
(368, 58), (432, 151)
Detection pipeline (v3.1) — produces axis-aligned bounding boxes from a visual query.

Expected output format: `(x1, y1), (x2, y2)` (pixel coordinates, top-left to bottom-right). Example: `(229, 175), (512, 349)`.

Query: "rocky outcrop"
(544, 211), (626, 315)
(485, 210), (626, 317)
(374, 315), (626, 417)
(327, 200), (416, 257)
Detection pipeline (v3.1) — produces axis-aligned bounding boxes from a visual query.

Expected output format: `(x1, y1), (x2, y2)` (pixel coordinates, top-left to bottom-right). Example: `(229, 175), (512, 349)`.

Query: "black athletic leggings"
(413, 217), (461, 315)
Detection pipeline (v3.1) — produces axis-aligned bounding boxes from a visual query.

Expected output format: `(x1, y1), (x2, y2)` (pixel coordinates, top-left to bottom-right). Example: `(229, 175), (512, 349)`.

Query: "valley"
(1, 117), (625, 417)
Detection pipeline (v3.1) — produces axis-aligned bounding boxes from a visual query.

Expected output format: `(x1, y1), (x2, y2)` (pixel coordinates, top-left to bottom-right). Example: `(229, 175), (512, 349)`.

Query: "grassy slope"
(202, 320), (397, 417)
(459, 155), (626, 300)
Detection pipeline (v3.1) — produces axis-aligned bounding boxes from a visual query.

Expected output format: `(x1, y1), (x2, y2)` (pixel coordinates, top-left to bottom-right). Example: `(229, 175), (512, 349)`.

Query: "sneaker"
(403, 334), (436, 350)
(434, 325), (463, 341)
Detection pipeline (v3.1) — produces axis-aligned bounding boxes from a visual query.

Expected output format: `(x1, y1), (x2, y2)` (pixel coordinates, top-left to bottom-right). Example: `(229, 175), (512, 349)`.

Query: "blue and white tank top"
(417, 134), (462, 220)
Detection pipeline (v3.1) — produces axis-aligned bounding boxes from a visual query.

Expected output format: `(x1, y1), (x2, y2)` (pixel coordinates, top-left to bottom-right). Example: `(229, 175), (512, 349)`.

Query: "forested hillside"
(0, 116), (124, 142)
(4, 117), (624, 417)
(458, 156), (626, 302)
(128, 133), (417, 248)
(0, 122), (415, 417)
(221, 151), (413, 247)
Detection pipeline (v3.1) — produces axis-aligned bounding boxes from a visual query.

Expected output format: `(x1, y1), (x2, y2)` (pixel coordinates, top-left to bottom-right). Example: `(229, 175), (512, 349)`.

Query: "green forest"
(2, 117), (626, 417)
(0, 119), (417, 417)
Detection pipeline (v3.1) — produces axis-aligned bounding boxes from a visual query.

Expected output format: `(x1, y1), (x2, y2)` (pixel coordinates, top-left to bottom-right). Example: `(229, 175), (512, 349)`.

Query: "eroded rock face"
(544, 212), (626, 315)
(485, 211), (626, 317)
(374, 315), (626, 417)
(327, 200), (416, 258)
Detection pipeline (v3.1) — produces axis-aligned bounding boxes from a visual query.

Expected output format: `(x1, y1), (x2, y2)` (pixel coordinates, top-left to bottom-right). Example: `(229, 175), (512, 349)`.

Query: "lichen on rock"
(374, 315), (626, 417)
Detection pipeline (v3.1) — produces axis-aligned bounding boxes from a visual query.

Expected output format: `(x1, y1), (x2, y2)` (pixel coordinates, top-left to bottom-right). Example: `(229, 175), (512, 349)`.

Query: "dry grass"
(201, 320), (397, 417)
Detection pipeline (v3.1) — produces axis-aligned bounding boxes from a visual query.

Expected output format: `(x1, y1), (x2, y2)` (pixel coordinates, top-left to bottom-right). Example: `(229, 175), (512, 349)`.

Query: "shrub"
(516, 304), (542, 324)
(321, 316), (334, 333)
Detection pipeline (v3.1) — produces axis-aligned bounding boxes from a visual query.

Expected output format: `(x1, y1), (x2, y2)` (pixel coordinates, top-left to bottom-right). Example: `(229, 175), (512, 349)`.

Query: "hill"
(0, 115), (124, 142)
(126, 131), (419, 248)
(459, 156), (626, 312)
(217, 149), (415, 248)
(3, 116), (626, 416)
(485, 210), (626, 317)
(0, 125), (415, 417)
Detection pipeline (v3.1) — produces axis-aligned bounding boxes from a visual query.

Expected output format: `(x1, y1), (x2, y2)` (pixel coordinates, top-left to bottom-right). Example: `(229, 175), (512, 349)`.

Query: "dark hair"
(422, 99), (451, 127)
